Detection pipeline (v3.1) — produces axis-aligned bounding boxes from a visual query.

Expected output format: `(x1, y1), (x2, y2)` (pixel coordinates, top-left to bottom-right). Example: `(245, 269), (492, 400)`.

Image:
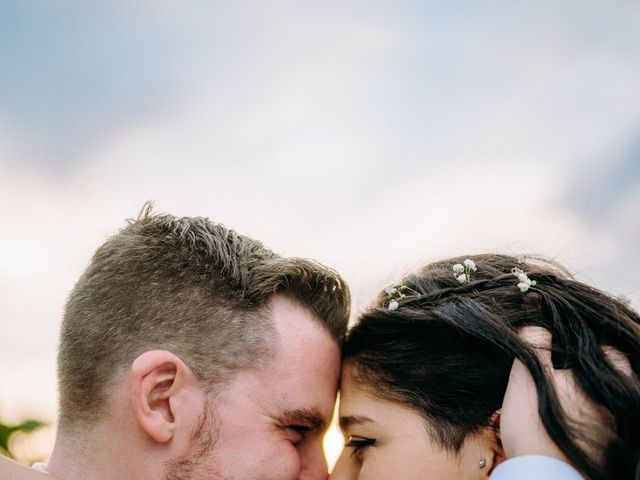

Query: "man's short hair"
(58, 204), (350, 430)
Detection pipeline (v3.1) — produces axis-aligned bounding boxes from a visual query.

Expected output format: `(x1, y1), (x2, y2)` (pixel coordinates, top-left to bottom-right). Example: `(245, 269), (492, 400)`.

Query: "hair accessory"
(511, 267), (536, 292)
(453, 259), (477, 284)
(479, 457), (487, 469)
(616, 294), (631, 306)
(384, 285), (420, 311)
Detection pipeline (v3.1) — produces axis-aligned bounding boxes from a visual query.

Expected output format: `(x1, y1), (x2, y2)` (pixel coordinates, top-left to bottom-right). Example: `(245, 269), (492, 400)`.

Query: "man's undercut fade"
(58, 203), (350, 431)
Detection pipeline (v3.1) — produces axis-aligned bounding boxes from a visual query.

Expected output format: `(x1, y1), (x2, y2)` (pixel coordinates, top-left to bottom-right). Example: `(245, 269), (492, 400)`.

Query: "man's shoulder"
(0, 456), (50, 480)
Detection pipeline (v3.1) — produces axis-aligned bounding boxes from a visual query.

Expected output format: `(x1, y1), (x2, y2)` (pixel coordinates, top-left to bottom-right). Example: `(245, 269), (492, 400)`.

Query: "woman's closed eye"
(345, 436), (376, 458)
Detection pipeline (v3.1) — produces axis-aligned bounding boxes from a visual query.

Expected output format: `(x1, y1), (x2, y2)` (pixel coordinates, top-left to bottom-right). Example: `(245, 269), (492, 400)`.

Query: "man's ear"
(130, 350), (193, 443)
(481, 410), (507, 478)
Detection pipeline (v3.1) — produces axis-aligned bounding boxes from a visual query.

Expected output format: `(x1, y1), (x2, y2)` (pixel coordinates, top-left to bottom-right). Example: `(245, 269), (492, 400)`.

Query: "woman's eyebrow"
(339, 415), (374, 430)
(281, 409), (327, 431)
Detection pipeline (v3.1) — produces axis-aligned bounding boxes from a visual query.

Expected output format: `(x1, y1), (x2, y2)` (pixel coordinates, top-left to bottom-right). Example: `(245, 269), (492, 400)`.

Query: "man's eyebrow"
(281, 409), (327, 431)
(339, 415), (374, 430)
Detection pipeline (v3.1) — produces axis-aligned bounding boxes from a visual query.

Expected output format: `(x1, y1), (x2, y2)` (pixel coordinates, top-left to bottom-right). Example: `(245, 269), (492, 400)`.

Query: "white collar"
(32, 463), (49, 474)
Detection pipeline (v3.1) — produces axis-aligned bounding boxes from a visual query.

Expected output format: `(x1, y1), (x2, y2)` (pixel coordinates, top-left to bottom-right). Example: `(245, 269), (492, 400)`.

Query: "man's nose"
(328, 448), (357, 480)
(298, 439), (329, 480)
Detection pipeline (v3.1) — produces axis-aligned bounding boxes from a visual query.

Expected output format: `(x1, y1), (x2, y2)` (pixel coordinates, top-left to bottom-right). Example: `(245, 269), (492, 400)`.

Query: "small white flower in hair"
(512, 267), (536, 292)
(617, 294), (631, 306)
(453, 259), (477, 284)
(463, 259), (477, 272)
(384, 284), (421, 310)
(456, 273), (469, 284)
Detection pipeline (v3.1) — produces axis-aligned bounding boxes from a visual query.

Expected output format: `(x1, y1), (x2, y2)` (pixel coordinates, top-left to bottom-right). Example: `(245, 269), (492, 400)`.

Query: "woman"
(331, 254), (639, 480)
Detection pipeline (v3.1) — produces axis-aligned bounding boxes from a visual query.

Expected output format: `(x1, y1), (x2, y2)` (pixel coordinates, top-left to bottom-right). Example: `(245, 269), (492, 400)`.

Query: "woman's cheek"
(359, 460), (385, 480)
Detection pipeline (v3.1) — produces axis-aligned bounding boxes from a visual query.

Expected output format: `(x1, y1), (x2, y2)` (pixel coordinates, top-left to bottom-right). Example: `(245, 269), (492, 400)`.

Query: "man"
(25, 204), (351, 480)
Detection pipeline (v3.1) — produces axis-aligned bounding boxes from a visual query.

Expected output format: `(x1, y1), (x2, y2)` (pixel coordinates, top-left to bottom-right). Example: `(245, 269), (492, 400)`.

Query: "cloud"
(1, 0), (639, 430)
(568, 137), (640, 221)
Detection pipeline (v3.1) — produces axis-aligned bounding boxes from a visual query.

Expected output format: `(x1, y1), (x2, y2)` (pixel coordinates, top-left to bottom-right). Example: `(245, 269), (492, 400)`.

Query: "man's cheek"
(215, 439), (301, 480)
(257, 441), (302, 480)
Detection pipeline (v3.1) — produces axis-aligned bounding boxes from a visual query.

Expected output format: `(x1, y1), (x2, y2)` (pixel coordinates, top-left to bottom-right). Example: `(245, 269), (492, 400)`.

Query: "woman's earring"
(479, 457), (487, 469)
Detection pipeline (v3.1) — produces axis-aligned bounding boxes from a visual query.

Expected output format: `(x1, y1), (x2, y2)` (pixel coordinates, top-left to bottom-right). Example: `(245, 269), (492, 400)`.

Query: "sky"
(1, 0), (639, 464)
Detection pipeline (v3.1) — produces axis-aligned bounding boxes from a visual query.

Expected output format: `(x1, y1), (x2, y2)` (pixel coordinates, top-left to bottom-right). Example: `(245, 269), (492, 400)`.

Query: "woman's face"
(330, 365), (496, 480)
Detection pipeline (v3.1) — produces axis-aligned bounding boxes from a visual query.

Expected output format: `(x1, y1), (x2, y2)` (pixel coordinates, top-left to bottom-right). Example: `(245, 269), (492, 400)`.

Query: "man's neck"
(47, 427), (157, 480)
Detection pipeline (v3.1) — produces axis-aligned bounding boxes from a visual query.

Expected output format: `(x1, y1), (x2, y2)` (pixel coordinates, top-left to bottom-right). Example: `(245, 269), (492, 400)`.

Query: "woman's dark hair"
(344, 254), (640, 480)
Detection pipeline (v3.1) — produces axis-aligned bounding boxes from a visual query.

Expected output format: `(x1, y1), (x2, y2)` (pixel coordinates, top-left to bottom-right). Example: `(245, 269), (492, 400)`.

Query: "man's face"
(167, 295), (342, 480)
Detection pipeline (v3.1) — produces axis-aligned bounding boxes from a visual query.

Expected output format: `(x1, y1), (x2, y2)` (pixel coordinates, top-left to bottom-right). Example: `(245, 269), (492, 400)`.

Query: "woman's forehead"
(338, 371), (424, 433)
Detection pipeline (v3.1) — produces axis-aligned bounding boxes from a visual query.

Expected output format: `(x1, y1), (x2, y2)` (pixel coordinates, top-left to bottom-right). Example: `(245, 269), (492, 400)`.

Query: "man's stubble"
(164, 400), (229, 480)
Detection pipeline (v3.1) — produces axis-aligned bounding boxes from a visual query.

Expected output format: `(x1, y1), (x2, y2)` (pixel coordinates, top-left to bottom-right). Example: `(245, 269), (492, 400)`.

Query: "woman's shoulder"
(491, 455), (584, 480)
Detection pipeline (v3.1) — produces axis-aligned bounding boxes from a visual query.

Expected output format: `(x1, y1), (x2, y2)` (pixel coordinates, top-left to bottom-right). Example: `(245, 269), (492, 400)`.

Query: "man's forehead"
(265, 296), (341, 379)
(257, 295), (341, 428)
